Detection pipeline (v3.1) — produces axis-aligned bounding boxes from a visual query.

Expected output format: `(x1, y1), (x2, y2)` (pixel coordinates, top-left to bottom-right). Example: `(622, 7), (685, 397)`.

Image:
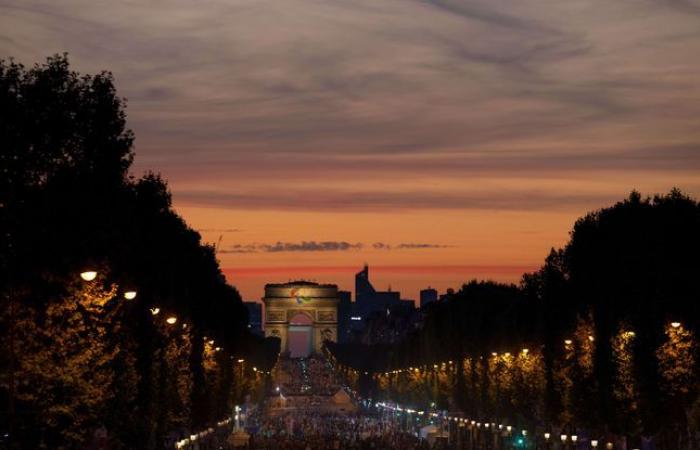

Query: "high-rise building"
(354, 264), (401, 318)
(420, 287), (438, 309)
(337, 290), (352, 343)
(353, 264), (415, 318)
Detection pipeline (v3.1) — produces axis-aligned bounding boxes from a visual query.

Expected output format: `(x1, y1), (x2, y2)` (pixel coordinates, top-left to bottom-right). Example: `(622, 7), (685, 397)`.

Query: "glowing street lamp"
(591, 440), (598, 449)
(564, 339), (573, 346)
(166, 316), (177, 325)
(237, 359), (245, 363)
(80, 271), (97, 281)
(150, 307), (160, 316)
(671, 322), (682, 328)
(123, 291), (137, 300)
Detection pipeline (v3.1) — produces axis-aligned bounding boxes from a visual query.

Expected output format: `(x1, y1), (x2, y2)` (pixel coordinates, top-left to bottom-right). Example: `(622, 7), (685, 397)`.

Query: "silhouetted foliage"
(329, 190), (700, 449)
(0, 55), (277, 449)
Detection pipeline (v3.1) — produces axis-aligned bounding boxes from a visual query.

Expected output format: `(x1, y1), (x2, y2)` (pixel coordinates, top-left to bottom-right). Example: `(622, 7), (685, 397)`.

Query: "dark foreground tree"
(329, 190), (700, 450)
(0, 55), (277, 450)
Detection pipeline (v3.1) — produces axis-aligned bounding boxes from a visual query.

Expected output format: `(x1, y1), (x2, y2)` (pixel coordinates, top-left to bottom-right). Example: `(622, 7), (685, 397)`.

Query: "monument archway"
(263, 281), (339, 355)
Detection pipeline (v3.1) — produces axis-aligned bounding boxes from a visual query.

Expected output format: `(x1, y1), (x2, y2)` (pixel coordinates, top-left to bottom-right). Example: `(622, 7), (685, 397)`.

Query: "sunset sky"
(2, 0), (699, 301)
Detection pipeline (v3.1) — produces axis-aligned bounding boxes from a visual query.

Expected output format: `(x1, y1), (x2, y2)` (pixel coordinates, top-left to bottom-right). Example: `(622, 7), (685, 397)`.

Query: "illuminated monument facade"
(263, 281), (339, 355)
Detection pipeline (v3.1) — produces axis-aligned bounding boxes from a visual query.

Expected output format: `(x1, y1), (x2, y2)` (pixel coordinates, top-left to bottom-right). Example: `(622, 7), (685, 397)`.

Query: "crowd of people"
(273, 355), (342, 396)
(245, 355), (447, 450)
(249, 413), (437, 450)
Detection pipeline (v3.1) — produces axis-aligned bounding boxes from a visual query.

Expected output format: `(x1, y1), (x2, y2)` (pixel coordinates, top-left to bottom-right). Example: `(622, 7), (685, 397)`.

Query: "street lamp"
(671, 322), (681, 328)
(591, 440), (598, 449)
(150, 307), (160, 316)
(123, 290), (137, 300)
(80, 271), (97, 281)
(166, 316), (177, 325)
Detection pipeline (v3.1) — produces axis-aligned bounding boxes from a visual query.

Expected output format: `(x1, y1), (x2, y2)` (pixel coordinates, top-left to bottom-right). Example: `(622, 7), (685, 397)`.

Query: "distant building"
(244, 302), (263, 336)
(354, 264), (402, 318)
(337, 290), (352, 343)
(349, 265), (420, 344)
(420, 287), (438, 309)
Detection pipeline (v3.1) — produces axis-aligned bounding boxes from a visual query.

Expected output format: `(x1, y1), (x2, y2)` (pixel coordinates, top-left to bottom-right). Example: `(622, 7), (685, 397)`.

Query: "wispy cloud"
(373, 242), (452, 250)
(176, 189), (621, 212)
(262, 241), (362, 252)
(221, 241), (454, 253)
(220, 241), (363, 253)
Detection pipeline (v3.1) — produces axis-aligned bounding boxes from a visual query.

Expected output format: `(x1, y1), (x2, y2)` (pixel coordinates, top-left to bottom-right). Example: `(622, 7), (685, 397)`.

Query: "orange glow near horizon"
(176, 205), (581, 301)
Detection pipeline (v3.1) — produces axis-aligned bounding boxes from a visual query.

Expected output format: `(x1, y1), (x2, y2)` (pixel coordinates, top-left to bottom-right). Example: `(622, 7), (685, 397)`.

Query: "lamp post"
(544, 432), (551, 450)
(561, 434), (568, 450)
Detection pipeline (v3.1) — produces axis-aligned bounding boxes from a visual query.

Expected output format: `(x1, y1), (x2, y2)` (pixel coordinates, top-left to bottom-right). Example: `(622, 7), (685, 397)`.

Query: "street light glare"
(80, 271), (97, 281)
(671, 321), (681, 328)
(150, 307), (160, 315)
(123, 291), (137, 300)
(166, 316), (177, 324)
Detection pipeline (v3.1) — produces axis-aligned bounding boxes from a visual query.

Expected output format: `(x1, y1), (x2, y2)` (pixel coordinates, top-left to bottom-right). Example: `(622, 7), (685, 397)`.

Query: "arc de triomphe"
(263, 281), (339, 355)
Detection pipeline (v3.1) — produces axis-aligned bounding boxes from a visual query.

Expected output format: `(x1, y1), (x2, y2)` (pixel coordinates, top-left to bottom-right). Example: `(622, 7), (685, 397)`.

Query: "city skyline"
(2, 0), (699, 301)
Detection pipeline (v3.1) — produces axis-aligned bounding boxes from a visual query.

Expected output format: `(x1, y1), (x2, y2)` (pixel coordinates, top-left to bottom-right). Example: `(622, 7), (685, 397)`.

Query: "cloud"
(220, 241), (363, 253)
(175, 188), (623, 212)
(373, 242), (452, 250)
(220, 244), (258, 254)
(221, 241), (454, 253)
(1, 0), (699, 216)
(262, 241), (362, 252)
